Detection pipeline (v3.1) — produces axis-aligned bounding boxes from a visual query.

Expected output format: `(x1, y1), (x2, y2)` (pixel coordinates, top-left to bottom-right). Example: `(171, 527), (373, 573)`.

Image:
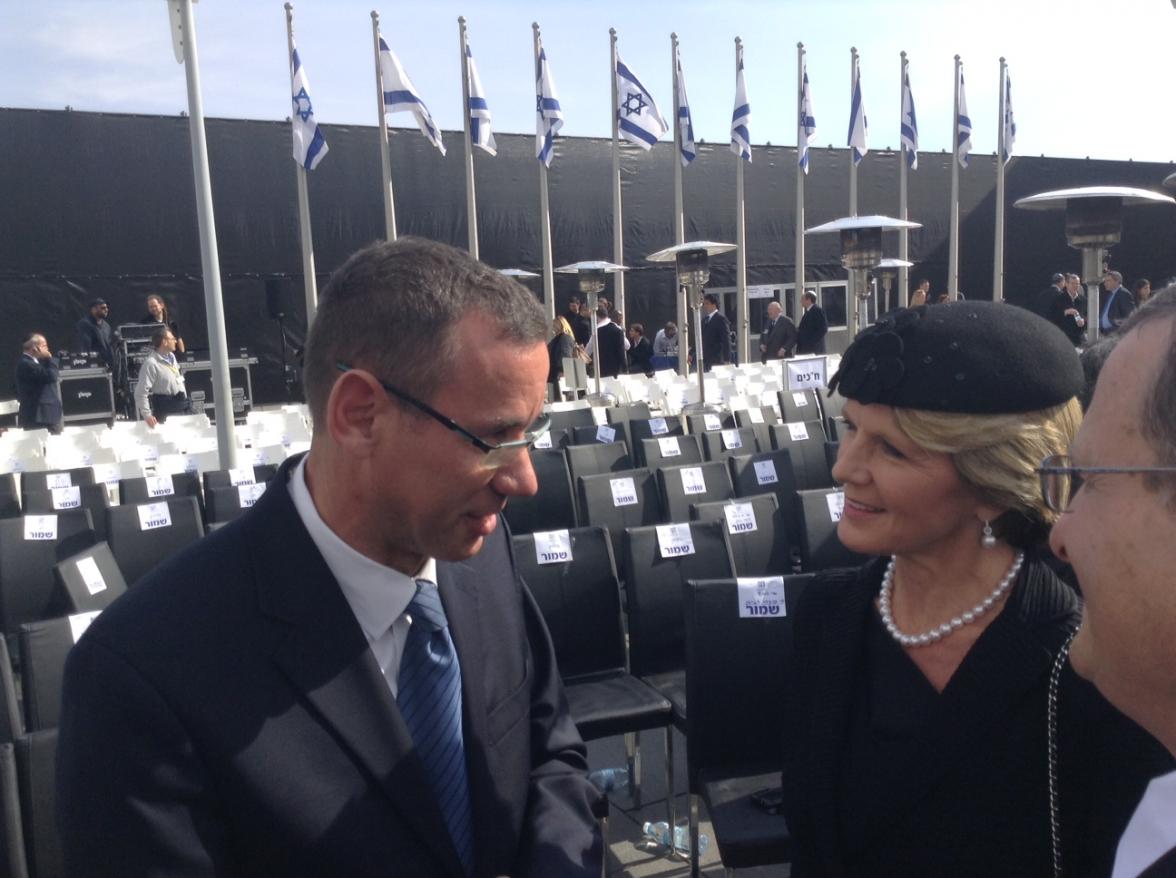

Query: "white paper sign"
(610, 476), (638, 507)
(703, 413), (722, 431)
(533, 529), (573, 565)
(5, 458), (24, 473)
(787, 422), (810, 442)
(748, 407), (765, 424)
(23, 514), (58, 541)
(826, 491), (845, 523)
(68, 610), (102, 644)
(251, 449), (271, 466)
(657, 437), (681, 458)
(137, 502), (173, 531)
(791, 392), (809, 408)
(787, 357), (828, 391)
(141, 445), (161, 463)
(532, 431), (553, 449)
(228, 467), (256, 486)
(238, 482), (267, 508)
(648, 417), (669, 436)
(723, 502), (758, 534)
(737, 576), (787, 618)
(680, 466), (707, 495)
(145, 474), (175, 497)
(656, 523), (696, 558)
(92, 463), (120, 486)
(720, 429), (743, 450)
(51, 485), (82, 510)
(75, 555), (107, 595)
(754, 460), (778, 485)
(182, 456), (199, 474)
(45, 472), (73, 489)
(595, 424), (616, 444)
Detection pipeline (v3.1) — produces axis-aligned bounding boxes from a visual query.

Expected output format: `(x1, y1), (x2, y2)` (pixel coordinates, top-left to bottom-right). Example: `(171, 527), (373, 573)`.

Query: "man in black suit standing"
(759, 301), (797, 361)
(1031, 272), (1066, 319)
(700, 292), (731, 371)
(57, 238), (603, 876)
(74, 297), (115, 367)
(796, 290), (829, 355)
(14, 332), (63, 433)
(1047, 273), (1087, 347)
(1100, 269), (1136, 334)
(1051, 287), (1176, 877)
(564, 297), (591, 347)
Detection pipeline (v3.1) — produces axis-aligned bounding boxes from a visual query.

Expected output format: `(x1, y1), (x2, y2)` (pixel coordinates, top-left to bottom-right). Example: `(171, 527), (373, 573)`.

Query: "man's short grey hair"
(302, 237), (547, 427)
(1116, 284), (1176, 484)
(1104, 269), (1123, 284)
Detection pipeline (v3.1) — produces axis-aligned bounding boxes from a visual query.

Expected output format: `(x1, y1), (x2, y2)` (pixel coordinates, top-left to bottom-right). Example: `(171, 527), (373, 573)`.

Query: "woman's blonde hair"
(553, 316), (573, 337)
(892, 397), (1082, 547)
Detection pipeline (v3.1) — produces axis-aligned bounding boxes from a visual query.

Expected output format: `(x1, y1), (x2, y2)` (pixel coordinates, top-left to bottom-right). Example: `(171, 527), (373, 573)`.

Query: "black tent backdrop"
(1, 107), (1173, 406)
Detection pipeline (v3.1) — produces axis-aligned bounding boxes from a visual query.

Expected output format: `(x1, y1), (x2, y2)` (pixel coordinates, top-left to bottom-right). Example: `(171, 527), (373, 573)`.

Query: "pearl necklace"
(878, 551), (1025, 648)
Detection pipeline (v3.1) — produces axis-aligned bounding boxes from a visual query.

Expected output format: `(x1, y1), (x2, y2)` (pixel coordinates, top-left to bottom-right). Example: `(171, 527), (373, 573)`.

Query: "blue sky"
(2, 0), (1174, 164)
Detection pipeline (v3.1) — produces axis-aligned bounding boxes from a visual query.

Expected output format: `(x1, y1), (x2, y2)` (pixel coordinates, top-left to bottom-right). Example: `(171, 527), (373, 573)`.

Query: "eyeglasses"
(335, 362), (551, 469)
(1038, 453), (1176, 513)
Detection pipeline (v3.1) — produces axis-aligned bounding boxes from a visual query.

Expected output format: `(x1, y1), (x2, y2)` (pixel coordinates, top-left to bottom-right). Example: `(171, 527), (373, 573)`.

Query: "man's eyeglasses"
(335, 362), (551, 469)
(1038, 453), (1176, 513)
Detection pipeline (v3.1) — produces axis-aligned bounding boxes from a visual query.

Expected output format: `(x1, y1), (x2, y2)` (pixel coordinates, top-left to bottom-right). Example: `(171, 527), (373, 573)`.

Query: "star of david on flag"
(798, 62), (817, 173)
(956, 67), (972, 169)
(615, 55), (668, 151)
(901, 69), (918, 170)
(676, 47), (696, 167)
(1002, 73), (1016, 164)
(289, 43), (327, 171)
(536, 43), (564, 167)
(466, 44), (496, 156)
(847, 62), (868, 166)
(730, 45), (751, 162)
(379, 35), (445, 156)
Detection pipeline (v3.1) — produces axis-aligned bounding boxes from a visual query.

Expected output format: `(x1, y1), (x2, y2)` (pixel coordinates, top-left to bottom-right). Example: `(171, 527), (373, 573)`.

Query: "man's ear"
(324, 370), (387, 456)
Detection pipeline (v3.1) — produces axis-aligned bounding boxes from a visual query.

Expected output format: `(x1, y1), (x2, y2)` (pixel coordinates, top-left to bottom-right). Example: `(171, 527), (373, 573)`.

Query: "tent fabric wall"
(1, 107), (1172, 406)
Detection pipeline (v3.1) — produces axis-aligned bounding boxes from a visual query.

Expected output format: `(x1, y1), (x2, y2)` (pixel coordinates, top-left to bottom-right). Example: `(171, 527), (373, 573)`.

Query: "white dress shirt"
(289, 456), (435, 698)
(1112, 769), (1176, 878)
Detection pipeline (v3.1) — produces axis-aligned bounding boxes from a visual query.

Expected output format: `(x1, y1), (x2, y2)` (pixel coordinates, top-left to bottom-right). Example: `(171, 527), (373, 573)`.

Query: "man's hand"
(145, 416), (158, 428)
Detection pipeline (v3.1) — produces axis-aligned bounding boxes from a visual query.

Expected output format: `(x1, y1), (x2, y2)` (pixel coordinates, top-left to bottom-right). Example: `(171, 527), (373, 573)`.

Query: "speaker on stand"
(265, 277), (300, 401)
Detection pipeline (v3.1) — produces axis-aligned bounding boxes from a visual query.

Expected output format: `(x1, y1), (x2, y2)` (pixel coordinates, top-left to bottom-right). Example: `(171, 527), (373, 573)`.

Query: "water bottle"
(641, 820), (710, 856)
(587, 766), (630, 793)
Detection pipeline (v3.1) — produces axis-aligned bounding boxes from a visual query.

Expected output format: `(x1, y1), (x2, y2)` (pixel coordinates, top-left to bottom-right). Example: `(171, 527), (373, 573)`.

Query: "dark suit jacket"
(796, 306), (828, 355)
(74, 316), (114, 366)
(57, 455), (602, 877)
(593, 322), (626, 379)
(701, 310), (731, 370)
(1101, 285), (1136, 333)
(1048, 290), (1088, 346)
(627, 336), (653, 374)
(760, 317), (798, 361)
(14, 353), (62, 430)
(783, 556), (1171, 878)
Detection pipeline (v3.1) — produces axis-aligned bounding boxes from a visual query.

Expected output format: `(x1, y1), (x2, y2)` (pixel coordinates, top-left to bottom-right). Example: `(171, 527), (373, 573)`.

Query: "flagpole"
(609, 29), (625, 323)
(371, 12), (397, 241)
(671, 33), (688, 377)
(534, 23), (555, 324)
(734, 37), (748, 366)
(795, 42), (807, 323)
(993, 56), (1007, 303)
(173, 0), (237, 468)
(948, 55), (961, 300)
(847, 47), (859, 339)
(458, 17), (479, 259)
(898, 50), (910, 308)
(285, 4), (319, 326)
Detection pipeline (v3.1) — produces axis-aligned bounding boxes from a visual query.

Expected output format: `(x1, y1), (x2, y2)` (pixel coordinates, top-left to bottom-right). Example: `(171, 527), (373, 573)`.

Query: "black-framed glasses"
(1038, 453), (1176, 513)
(335, 362), (551, 469)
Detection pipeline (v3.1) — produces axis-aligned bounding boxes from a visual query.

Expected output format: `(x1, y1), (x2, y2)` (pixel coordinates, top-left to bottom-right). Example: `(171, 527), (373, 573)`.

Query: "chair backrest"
(629, 416), (684, 466)
(105, 496), (205, 585)
(819, 389), (847, 427)
(777, 388), (823, 425)
(565, 442), (634, 503)
(577, 468), (663, 559)
(0, 648), (22, 744)
(18, 467), (95, 497)
(568, 421), (630, 451)
(547, 407), (596, 433)
(201, 464), (279, 494)
(205, 483), (269, 526)
(683, 575), (814, 788)
(16, 728), (61, 878)
(622, 521), (735, 677)
(690, 494), (792, 578)
(19, 613), (99, 732)
(605, 402), (652, 425)
(0, 475), (20, 521)
(795, 488), (868, 572)
(502, 449), (576, 536)
(511, 527), (626, 681)
(640, 434), (703, 472)
(656, 461), (735, 524)
(0, 740), (28, 878)
(769, 422), (834, 490)
(698, 427), (759, 462)
(0, 512), (96, 638)
(52, 541), (128, 613)
(118, 471), (204, 515)
(734, 405), (780, 454)
(21, 484), (111, 543)
(684, 411), (735, 435)
(728, 450), (802, 548)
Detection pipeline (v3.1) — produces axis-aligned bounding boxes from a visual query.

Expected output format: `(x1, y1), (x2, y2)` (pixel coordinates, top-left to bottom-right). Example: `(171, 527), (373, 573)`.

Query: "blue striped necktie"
(398, 580), (474, 874)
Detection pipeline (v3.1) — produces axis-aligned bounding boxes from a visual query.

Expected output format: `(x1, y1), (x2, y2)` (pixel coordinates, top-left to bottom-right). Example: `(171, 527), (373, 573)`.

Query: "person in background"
(760, 300), (798, 361)
(1100, 270), (1135, 333)
(909, 278), (931, 308)
(584, 302), (627, 379)
(627, 323), (654, 374)
(547, 315), (576, 397)
(652, 321), (678, 357)
(796, 290), (829, 355)
(134, 326), (192, 427)
(564, 297), (591, 347)
(700, 292), (732, 371)
(75, 298), (115, 367)
(1048, 272), (1087, 347)
(1132, 277), (1152, 307)
(1033, 272), (1067, 318)
(142, 293), (185, 353)
(14, 333), (63, 434)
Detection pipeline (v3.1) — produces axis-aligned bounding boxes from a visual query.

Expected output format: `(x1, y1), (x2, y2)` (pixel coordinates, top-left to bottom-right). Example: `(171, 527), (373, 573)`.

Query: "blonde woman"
(547, 315), (575, 394)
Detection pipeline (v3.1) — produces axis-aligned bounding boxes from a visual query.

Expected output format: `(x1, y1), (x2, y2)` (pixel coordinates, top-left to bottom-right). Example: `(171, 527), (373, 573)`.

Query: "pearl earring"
(981, 520), (997, 549)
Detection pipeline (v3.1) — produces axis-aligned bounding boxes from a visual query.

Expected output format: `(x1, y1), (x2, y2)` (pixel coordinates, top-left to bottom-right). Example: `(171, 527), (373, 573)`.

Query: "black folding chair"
(728, 449), (802, 552)
(577, 468), (663, 560)
(776, 389), (823, 428)
(547, 407), (597, 433)
(629, 417), (684, 467)
(502, 449), (577, 535)
(684, 411), (734, 435)
(118, 472), (204, 519)
(21, 485), (111, 544)
(52, 542), (127, 614)
(105, 497), (205, 585)
(0, 741), (27, 877)
(19, 468), (95, 497)
(699, 427), (759, 463)
(769, 423), (834, 490)
(201, 464), (279, 495)
(15, 728), (60, 878)
(795, 488), (868, 572)
(605, 402), (652, 425)
(641, 434), (704, 472)
(0, 511), (96, 640)
(565, 443), (634, 522)
(733, 406), (779, 455)
(205, 483), (269, 527)
(569, 422), (630, 451)
(690, 494), (791, 578)
(19, 615), (92, 732)
(0, 475), (19, 521)
(656, 461), (735, 524)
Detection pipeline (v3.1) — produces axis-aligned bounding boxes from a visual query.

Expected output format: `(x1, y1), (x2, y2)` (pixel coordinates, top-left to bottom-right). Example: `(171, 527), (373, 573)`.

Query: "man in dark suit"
(564, 297), (591, 347)
(1031, 272), (1066, 319)
(1100, 269), (1136, 333)
(1047, 273), (1087, 346)
(700, 293), (731, 371)
(74, 297), (115, 367)
(1052, 286), (1176, 877)
(796, 290), (829, 355)
(627, 323), (654, 374)
(759, 300), (797, 361)
(585, 302), (626, 378)
(57, 238), (603, 876)
(13, 332), (63, 433)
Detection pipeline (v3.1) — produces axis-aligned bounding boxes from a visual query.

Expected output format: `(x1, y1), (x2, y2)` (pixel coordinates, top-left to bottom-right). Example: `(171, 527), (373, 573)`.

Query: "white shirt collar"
(1112, 769), (1176, 878)
(288, 456), (431, 642)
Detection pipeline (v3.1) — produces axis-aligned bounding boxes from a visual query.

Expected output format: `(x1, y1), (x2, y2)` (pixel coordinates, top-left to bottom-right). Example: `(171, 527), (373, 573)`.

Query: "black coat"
(700, 310), (731, 370)
(760, 316), (798, 361)
(593, 322), (627, 379)
(566, 311), (592, 347)
(783, 556), (1172, 878)
(74, 315), (114, 365)
(14, 353), (62, 431)
(796, 306), (829, 355)
(627, 336), (654, 374)
(1047, 290), (1088, 346)
(547, 332), (575, 384)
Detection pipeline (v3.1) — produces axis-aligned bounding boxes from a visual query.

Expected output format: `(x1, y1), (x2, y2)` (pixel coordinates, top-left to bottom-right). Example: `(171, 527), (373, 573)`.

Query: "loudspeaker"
(265, 278), (288, 320)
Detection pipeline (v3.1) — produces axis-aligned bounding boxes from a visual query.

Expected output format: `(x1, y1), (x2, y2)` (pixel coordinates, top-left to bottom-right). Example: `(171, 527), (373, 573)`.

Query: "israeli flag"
(379, 36), (445, 156)
(847, 63), (868, 165)
(1002, 73), (1016, 164)
(615, 56), (668, 150)
(290, 43), (328, 171)
(730, 45), (751, 162)
(900, 70), (918, 170)
(466, 44), (496, 156)
(798, 63), (817, 173)
(676, 48), (696, 166)
(956, 67), (972, 169)
(536, 44), (564, 167)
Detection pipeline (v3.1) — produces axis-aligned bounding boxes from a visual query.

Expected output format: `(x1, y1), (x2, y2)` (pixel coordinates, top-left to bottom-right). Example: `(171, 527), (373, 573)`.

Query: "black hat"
(1051, 272), (1065, 285)
(89, 298), (108, 307)
(829, 301), (1083, 413)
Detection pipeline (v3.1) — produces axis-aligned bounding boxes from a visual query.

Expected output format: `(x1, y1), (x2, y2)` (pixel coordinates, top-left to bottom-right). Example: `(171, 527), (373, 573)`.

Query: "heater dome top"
(1014, 186), (1175, 211)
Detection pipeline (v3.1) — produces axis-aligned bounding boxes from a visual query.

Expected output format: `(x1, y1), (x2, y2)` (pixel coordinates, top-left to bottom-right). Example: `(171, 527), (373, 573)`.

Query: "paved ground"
(587, 731), (789, 877)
